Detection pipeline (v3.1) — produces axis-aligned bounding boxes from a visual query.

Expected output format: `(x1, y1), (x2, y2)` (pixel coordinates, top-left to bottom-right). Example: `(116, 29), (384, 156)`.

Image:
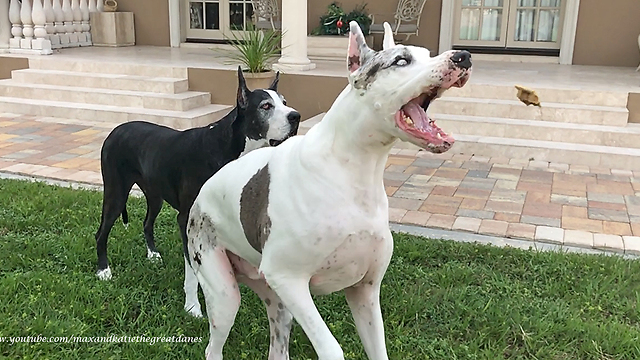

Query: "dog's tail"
(121, 206), (129, 225)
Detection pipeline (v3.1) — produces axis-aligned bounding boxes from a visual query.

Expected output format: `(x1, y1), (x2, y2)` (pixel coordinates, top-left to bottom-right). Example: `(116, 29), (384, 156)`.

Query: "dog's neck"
(303, 86), (396, 188)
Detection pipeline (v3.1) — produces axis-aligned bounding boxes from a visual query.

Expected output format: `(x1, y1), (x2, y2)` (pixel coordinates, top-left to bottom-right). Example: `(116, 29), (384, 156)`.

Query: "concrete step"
(392, 133), (640, 171)
(450, 135), (640, 171)
(28, 57), (187, 78)
(444, 83), (629, 107)
(430, 96), (629, 126)
(0, 96), (232, 129)
(0, 80), (211, 111)
(11, 69), (189, 94)
(434, 113), (640, 149)
(304, 113), (640, 170)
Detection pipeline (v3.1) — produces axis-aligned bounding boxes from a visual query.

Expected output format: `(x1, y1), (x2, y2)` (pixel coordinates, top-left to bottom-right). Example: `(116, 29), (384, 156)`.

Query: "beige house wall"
(572, 0), (640, 67)
(116, 0), (171, 47)
(0, 57), (28, 80)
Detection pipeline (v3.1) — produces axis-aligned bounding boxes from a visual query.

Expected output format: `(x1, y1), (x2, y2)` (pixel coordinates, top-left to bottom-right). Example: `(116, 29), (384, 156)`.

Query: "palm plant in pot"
(223, 23), (283, 90)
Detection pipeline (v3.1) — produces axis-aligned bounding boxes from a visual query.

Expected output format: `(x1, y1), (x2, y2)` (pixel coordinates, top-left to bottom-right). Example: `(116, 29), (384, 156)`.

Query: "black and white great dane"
(94, 68), (300, 302)
(186, 23), (472, 359)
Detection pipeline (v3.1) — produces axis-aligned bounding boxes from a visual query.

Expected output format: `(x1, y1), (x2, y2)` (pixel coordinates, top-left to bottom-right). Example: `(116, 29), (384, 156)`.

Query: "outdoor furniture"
(251, 0), (281, 31)
(369, 0), (427, 43)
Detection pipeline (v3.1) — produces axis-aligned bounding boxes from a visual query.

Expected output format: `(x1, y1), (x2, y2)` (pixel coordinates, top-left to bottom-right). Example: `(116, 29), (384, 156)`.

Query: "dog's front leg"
(264, 274), (344, 360)
(345, 279), (389, 360)
(344, 232), (393, 360)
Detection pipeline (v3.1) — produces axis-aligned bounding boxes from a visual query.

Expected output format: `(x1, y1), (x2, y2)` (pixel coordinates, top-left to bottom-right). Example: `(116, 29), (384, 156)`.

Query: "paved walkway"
(2, 113), (640, 255)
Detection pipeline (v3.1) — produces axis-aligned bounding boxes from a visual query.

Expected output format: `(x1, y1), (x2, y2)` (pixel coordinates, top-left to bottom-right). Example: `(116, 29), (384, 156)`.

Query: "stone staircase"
(0, 58), (232, 129)
(303, 84), (640, 170)
(429, 84), (640, 169)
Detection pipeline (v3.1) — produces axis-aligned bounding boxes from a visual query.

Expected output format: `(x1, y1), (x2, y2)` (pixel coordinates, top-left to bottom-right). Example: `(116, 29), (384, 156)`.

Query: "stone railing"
(1, 0), (102, 54)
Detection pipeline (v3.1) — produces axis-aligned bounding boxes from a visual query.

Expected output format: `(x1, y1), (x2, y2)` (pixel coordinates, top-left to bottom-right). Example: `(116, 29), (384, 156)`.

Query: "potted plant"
(313, 2), (372, 36)
(223, 23), (283, 90)
(308, 3), (373, 60)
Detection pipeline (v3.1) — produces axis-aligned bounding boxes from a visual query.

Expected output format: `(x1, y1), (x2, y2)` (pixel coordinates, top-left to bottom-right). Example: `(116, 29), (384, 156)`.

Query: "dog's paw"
(185, 303), (203, 318)
(147, 249), (163, 263)
(96, 267), (112, 281)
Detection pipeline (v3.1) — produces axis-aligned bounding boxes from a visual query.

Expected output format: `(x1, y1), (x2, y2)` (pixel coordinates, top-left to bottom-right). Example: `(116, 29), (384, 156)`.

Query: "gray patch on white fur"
(352, 47), (414, 90)
(239, 164), (271, 253)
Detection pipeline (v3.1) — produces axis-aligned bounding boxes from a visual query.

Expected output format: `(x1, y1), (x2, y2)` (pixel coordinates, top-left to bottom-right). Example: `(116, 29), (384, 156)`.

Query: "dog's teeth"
(405, 117), (414, 126)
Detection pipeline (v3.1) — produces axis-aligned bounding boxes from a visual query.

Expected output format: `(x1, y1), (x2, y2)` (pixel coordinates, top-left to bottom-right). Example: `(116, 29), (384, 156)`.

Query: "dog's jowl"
(187, 22), (471, 360)
(94, 67), (300, 318)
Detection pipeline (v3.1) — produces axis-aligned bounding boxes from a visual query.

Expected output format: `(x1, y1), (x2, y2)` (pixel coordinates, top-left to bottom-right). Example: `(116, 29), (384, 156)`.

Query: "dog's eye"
(261, 103), (273, 110)
(393, 57), (409, 66)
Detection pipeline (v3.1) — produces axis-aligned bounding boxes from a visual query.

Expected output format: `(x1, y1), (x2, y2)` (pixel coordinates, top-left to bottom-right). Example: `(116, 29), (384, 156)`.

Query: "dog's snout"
(287, 111), (301, 124)
(451, 50), (472, 70)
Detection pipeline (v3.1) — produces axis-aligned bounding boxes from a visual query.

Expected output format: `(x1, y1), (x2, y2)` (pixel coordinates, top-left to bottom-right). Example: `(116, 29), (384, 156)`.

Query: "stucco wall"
(188, 68), (347, 120)
(308, 0), (442, 52)
(0, 57), (28, 79)
(573, 0), (640, 67)
(116, 0), (171, 46)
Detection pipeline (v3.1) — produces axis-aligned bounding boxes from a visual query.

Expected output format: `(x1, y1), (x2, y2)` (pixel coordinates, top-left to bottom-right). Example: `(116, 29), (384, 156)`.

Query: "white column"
(62, 0), (77, 46)
(559, 0), (580, 65)
(88, 0), (96, 12)
(80, 0), (91, 45)
(72, 0), (85, 45)
(32, 0), (53, 53)
(9, 0), (22, 49)
(273, 0), (315, 71)
(44, 0), (59, 48)
(168, 0), (180, 47)
(438, 0), (455, 54)
(53, 0), (67, 46)
(20, 0), (34, 49)
(96, 0), (103, 12)
(0, 0), (11, 49)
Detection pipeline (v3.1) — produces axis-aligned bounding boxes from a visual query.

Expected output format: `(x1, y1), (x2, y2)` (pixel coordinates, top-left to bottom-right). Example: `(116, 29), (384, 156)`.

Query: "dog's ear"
(237, 66), (250, 109)
(383, 22), (396, 50)
(268, 71), (280, 91)
(347, 21), (373, 73)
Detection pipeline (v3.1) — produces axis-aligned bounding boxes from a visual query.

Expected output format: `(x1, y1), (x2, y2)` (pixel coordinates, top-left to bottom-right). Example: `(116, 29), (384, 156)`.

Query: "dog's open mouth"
(395, 71), (469, 153)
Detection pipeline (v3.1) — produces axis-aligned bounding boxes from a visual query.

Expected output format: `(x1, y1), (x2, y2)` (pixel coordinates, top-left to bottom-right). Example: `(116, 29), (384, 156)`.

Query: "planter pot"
(307, 34), (374, 61)
(241, 70), (275, 91)
(103, 0), (117, 12)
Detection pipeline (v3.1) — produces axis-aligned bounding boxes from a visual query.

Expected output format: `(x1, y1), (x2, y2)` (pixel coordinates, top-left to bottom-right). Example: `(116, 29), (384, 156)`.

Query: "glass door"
(453, 0), (565, 50)
(185, 0), (254, 40)
(453, 0), (509, 47)
(506, 0), (564, 48)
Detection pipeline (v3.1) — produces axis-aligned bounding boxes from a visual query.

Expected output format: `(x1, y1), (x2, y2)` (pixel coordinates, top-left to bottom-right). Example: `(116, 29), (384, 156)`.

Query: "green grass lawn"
(1, 178), (640, 359)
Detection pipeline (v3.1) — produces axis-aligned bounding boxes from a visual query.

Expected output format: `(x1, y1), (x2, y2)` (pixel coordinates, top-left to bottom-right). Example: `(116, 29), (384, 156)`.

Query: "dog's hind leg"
(95, 173), (134, 280)
(141, 192), (163, 262)
(187, 213), (240, 360)
(240, 276), (293, 360)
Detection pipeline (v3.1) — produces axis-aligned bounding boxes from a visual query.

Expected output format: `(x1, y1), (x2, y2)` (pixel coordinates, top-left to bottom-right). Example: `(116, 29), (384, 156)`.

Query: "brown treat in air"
(515, 85), (541, 107)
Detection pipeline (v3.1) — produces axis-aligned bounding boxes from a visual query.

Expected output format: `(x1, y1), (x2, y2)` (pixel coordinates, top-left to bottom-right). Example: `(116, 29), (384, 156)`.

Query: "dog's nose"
(287, 111), (301, 124)
(451, 50), (472, 70)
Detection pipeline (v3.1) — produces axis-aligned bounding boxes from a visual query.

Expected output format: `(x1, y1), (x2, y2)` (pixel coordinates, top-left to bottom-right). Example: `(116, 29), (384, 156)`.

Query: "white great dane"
(186, 22), (472, 360)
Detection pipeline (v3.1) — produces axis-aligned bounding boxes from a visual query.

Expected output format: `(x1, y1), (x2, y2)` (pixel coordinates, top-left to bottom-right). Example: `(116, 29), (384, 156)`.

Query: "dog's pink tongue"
(402, 101), (429, 130)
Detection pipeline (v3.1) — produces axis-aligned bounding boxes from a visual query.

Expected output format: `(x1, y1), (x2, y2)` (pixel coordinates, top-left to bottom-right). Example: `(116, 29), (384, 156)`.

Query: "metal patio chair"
(369, 0), (428, 43)
(251, 0), (281, 31)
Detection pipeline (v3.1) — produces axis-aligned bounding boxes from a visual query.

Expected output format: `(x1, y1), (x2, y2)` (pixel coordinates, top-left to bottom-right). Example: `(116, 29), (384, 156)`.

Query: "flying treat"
(515, 85), (541, 107)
